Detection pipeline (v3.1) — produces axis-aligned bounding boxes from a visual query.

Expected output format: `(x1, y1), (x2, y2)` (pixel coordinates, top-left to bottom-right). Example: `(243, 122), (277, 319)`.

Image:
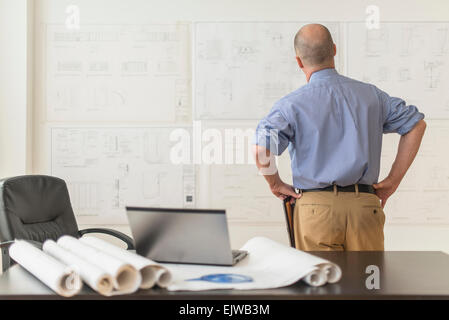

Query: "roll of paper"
(80, 236), (172, 288)
(319, 263), (342, 284)
(57, 236), (141, 295)
(302, 268), (327, 287)
(9, 240), (82, 297)
(43, 240), (114, 296)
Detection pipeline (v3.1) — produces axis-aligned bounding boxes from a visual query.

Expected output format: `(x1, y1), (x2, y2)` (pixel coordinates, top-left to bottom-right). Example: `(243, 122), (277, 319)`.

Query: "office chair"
(283, 198), (296, 248)
(0, 175), (134, 272)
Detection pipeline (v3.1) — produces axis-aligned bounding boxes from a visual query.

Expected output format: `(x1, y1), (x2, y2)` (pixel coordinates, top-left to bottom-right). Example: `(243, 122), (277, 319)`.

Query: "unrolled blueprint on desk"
(163, 237), (342, 291)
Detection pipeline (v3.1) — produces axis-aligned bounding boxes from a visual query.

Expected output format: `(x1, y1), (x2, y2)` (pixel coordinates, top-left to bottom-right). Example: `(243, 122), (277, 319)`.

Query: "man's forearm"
(388, 120), (426, 184)
(253, 145), (300, 201)
(252, 145), (281, 187)
(262, 172), (283, 188)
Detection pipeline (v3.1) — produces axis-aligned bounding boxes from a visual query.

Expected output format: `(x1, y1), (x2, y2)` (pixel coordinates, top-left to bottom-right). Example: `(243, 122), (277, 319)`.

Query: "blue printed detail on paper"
(187, 273), (253, 283)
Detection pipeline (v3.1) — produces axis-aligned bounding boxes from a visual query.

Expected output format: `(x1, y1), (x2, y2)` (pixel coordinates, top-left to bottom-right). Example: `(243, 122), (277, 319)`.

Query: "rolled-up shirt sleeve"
(252, 103), (294, 156)
(378, 89), (425, 135)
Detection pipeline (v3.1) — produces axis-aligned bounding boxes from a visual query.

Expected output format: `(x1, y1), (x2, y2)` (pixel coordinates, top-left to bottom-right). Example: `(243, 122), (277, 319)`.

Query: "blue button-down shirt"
(253, 68), (425, 189)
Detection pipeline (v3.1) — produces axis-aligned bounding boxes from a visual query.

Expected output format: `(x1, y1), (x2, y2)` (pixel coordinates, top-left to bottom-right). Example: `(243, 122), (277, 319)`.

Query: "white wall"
(0, 0), (32, 177)
(1, 0), (447, 253)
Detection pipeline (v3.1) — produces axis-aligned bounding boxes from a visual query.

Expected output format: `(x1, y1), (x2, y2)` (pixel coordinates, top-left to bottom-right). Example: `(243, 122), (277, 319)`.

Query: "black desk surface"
(1, 251), (449, 300)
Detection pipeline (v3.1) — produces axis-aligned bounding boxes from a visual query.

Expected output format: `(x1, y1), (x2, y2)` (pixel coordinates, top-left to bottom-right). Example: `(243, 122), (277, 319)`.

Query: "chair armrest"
(28, 240), (43, 249)
(0, 241), (13, 273)
(78, 228), (135, 250)
(0, 240), (15, 249)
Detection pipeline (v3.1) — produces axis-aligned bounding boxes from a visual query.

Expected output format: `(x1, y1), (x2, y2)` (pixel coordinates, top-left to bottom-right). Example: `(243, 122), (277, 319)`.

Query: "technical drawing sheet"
(198, 121), (293, 224)
(195, 22), (341, 120)
(380, 121), (449, 224)
(51, 127), (195, 224)
(46, 24), (191, 123)
(208, 164), (287, 224)
(347, 22), (449, 224)
(347, 22), (449, 119)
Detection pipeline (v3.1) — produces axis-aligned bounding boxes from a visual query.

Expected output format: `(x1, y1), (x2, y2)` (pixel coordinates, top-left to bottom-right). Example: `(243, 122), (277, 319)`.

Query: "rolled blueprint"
(302, 268), (327, 287)
(9, 240), (82, 297)
(247, 237), (342, 287)
(290, 250), (342, 286)
(80, 236), (172, 288)
(319, 262), (342, 284)
(43, 240), (114, 296)
(57, 236), (141, 294)
(239, 237), (342, 287)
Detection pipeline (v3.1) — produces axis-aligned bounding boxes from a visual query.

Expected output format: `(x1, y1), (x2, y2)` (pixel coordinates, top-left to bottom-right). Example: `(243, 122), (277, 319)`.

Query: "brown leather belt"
(300, 184), (375, 194)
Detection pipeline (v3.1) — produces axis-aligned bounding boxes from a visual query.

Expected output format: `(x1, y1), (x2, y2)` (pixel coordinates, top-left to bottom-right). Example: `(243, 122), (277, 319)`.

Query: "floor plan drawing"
(194, 22), (341, 120)
(46, 24), (191, 123)
(380, 121), (449, 224)
(51, 127), (195, 224)
(347, 22), (449, 119)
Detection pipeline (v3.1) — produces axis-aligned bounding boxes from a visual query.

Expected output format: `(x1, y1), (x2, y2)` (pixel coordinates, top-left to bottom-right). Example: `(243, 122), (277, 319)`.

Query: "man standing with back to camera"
(252, 24), (426, 251)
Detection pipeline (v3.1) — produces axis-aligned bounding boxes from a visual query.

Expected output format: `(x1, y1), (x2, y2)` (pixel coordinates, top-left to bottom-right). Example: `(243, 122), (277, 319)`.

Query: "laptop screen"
(126, 207), (234, 265)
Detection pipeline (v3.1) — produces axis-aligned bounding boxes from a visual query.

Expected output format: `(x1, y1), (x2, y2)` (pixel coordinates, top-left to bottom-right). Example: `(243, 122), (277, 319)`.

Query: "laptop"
(126, 207), (248, 266)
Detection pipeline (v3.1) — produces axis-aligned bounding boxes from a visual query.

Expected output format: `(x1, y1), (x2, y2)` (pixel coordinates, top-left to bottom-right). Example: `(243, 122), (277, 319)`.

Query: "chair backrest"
(0, 175), (79, 243)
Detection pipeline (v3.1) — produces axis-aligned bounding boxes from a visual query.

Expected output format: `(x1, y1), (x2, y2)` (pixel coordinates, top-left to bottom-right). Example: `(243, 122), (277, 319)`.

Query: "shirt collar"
(309, 68), (338, 83)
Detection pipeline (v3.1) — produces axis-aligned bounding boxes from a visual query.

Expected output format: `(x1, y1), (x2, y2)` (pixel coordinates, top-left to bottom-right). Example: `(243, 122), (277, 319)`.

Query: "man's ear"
(333, 43), (337, 57)
(296, 56), (304, 69)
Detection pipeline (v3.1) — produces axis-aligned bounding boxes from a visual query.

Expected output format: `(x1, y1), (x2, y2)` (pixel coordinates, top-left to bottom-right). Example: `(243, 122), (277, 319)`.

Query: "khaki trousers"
(293, 187), (385, 251)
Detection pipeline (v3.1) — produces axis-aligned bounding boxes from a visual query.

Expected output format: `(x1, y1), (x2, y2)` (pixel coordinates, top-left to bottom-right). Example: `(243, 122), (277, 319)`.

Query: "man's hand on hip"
(373, 176), (400, 208)
(253, 145), (301, 203)
(270, 179), (301, 204)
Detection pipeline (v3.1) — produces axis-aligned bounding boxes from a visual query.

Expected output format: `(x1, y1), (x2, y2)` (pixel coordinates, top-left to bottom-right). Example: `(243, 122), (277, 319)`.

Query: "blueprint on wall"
(44, 21), (449, 226)
(46, 24), (191, 123)
(194, 22), (341, 120)
(198, 121), (293, 224)
(208, 164), (287, 224)
(347, 22), (449, 119)
(51, 127), (195, 224)
(380, 120), (449, 224)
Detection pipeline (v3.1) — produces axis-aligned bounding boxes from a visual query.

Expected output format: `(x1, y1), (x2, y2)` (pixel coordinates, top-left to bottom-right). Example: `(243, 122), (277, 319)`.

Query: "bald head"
(294, 24), (335, 67)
